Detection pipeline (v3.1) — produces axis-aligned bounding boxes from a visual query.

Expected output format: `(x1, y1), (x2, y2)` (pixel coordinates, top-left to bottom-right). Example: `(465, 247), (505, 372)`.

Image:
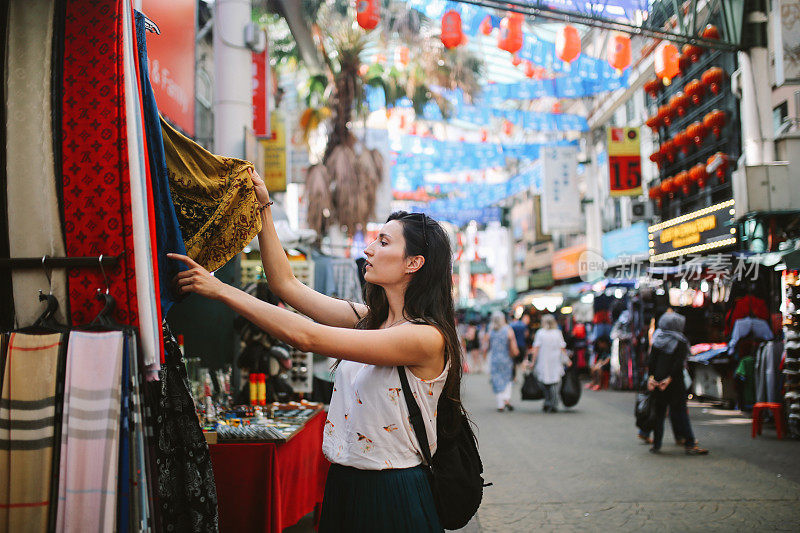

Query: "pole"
(213, 0), (252, 157)
(738, 4), (774, 165)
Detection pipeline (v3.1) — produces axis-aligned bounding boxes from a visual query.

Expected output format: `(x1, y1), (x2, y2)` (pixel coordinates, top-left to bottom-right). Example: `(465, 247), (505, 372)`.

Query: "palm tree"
(282, 1), (484, 236)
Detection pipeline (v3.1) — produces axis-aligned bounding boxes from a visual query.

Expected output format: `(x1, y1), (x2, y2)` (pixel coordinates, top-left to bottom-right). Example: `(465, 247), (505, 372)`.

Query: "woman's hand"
(647, 376), (657, 392)
(168, 253), (228, 300)
(658, 377), (672, 391)
(248, 167), (270, 206)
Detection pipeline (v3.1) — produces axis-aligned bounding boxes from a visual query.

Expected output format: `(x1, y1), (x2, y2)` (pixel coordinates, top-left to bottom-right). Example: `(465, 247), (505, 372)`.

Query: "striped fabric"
(56, 331), (124, 533)
(0, 332), (65, 533)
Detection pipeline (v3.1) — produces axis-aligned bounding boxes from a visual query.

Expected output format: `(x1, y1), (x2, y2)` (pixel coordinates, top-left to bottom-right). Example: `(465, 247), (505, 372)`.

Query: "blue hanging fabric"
(134, 10), (188, 318)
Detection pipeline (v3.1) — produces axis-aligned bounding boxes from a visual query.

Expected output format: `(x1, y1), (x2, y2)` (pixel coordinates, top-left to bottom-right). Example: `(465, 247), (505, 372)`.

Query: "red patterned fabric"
(61, 0), (139, 327)
(209, 411), (330, 532)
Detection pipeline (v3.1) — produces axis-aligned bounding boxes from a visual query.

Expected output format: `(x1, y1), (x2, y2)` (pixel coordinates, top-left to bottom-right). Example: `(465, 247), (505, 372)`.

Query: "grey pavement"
(460, 371), (800, 532)
(287, 372), (800, 532)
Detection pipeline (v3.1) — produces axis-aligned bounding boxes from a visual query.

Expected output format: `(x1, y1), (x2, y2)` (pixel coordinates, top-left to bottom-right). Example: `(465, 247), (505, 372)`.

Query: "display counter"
(209, 409), (329, 532)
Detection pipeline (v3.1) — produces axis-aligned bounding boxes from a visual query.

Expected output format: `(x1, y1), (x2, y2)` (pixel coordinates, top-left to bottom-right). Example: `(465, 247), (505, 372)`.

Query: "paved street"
(289, 372), (800, 532)
(459, 372), (800, 532)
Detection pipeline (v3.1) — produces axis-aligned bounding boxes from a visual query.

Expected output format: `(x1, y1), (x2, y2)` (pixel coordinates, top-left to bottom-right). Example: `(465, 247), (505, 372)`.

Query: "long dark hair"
(356, 211), (464, 432)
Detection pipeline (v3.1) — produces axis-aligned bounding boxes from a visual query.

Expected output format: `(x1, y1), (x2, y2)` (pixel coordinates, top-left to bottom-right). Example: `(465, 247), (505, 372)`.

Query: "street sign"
(608, 127), (642, 197)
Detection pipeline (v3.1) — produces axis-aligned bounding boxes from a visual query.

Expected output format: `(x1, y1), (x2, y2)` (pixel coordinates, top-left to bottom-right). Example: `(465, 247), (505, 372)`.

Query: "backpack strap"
(397, 366), (434, 467)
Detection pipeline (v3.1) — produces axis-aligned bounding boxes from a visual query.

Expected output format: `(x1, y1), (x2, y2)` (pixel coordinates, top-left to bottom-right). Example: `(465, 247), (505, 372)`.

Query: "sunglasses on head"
(401, 213), (428, 248)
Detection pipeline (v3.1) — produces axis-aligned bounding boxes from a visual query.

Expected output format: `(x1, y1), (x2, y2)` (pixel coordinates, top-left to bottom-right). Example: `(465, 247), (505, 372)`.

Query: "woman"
(168, 169), (462, 532)
(530, 314), (570, 413)
(647, 311), (708, 455)
(463, 321), (481, 373)
(485, 311), (519, 412)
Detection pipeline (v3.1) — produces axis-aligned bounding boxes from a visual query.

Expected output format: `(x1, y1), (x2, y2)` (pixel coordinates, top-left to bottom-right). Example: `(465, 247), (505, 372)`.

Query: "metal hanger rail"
(0, 254), (122, 269)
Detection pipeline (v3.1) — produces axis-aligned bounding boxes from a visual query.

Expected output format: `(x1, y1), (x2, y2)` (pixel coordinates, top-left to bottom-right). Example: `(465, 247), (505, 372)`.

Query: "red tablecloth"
(210, 411), (330, 532)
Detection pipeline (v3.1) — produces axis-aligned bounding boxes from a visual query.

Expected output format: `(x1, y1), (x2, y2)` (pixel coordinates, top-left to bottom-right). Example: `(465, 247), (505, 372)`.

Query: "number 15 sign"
(607, 127), (642, 197)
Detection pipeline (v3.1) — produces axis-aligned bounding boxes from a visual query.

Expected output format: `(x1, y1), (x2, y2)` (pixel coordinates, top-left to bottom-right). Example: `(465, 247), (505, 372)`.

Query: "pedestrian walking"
(530, 314), (571, 413)
(169, 169), (463, 531)
(464, 320), (482, 373)
(509, 312), (531, 378)
(647, 311), (709, 455)
(486, 311), (519, 412)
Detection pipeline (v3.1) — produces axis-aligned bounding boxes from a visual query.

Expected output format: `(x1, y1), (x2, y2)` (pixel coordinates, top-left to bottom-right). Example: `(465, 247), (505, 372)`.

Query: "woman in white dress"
(168, 169), (464, 532)
(529, 314), (571, 413)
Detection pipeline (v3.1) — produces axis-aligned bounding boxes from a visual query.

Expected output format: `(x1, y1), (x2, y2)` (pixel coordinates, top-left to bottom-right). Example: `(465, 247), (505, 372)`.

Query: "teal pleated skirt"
(318, 463), (443, 533)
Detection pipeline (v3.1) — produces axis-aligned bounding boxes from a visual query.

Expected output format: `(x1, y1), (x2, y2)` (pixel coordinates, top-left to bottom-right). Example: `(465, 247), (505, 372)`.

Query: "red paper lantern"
(682, 43), (703, 63)
(661, 140), (677, 163)
(657, 104), (675, 127)
(689, 163), (708, 188)
(703, 109), (726, 139)
(644, 79), (662, 100)
(523, 60), (536, 78)
(511, 53), (522, 67)
(654, 42), (680, 84)
(395, 46), (410, 66)
(480, 128), (488, 142)
(649, 151), (665, 169)
(645, 115), (662, 134)
(607, 34), (631, 72)
(678, 52), (691, 76)
(707, 152), (730, 182)
(498, 13), (524, 54)
(701, 24), (720, 41)
(441, 10), (463, 49)
(701, 67), (725, 95)
(479, 15), (493, 36)
(686, 121), (707, 146)
(356, 0), (380, 31)
(669, 92), (690, 117)
(675, 170), (691, 195)
(503, 119), (514, 135)
(556, 25), (581, 64)
(673, 131), (691, 155)
(649, 186), (663, 208)
(661, 176), (677, 197)
(684, 79), (704, 105)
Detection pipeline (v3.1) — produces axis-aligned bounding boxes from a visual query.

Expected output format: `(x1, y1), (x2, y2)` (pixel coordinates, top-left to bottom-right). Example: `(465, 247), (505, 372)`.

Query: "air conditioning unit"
(630, 199), (652, 223)
(733, 162), (795, 218)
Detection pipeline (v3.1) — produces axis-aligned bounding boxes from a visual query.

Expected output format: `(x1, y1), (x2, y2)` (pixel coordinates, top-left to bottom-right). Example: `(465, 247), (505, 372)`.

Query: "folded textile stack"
(784, 271), (800, 438)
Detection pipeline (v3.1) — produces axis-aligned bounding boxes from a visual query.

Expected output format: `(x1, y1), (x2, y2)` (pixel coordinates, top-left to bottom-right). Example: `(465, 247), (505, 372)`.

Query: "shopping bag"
(560, 368), (581, 407)
(521, 372), (544, 400)
(635, 392), (657, 432)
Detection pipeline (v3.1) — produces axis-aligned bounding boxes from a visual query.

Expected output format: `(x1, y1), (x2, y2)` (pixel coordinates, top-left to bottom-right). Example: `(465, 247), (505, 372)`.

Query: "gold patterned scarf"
(161, 117), (262, 272)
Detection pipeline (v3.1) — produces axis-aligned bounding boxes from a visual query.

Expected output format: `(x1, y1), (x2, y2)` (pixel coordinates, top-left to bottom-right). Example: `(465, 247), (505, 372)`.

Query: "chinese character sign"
(260, 112), (287, 192)
(541, 145), (581, 234)
(607, 127), (641, 196)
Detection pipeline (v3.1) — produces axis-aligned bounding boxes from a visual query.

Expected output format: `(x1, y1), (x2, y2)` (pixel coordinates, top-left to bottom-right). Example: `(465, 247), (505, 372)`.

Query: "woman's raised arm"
(249, 169), (368, 327)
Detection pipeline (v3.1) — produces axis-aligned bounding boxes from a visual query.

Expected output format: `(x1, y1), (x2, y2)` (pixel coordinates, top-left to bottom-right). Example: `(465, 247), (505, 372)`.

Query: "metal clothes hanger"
(88, 255), (122, 329)
(32, 256), (60, 328)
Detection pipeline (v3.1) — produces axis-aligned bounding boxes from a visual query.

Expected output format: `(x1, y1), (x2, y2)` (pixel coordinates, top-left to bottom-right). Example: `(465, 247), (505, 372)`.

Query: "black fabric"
(560, 368), (581, 407)
(51, 0), (66, 234)
(397, 367), (485, 530)
(0, 0), (13, 331)
(647, 342), (688, 383)
(148, 323), (219, 532)
(521, 372), (544, 400)
(635, 392), (657, 432)
(652, 389), (696, 449)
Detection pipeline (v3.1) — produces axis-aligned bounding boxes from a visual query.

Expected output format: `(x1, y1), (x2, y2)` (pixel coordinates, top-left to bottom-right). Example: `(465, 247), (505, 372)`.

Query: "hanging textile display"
(0, 332), (67, 533)
(122, 0), (162, 369)
(134, 10), (188, 319)
(161, 117), (262, 273)
(60, 0), (140, 330)
(148, 323), (218, 532)
(55, 331), (124, 533)
(5, 0), (68, 327)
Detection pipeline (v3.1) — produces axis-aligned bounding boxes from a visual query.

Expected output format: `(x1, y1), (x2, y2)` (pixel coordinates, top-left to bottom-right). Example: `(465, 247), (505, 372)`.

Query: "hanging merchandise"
(5, 0), (68, 327)
(607, 33), (631, 72)
(160, 118), (263, 273)
(0, 333), (67, 532)
(497, 12), (523, 54)
(654, 42), (680, 84)
(441, 10), (463, 49)
(556, 25), (581, 64)
(356, 0), (380, 30)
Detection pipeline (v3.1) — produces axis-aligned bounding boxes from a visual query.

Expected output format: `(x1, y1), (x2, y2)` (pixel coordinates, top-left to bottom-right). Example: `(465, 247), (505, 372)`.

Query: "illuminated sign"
(648, 200), (737, 261)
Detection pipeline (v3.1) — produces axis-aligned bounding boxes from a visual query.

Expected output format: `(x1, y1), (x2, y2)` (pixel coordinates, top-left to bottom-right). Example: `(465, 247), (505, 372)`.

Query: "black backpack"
(398, 366), (488, 530)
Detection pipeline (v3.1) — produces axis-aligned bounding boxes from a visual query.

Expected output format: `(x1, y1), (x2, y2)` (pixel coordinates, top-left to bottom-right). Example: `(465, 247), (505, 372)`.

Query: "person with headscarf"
(647, 311), (709, 455)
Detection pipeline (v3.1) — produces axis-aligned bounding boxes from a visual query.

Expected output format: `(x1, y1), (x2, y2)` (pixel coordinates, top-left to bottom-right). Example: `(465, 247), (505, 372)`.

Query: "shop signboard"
(607, 127), (642, 196)
(552, 243), (587, 280)
(260, 112), (287, 192)
(529, 268), (554, 289)
(541, 145), (581, 234)
(648, 199), (738, 262)
(602, 221), (650, 262)
(252, 48), (270, 136)
(143, 0), (196, 136)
